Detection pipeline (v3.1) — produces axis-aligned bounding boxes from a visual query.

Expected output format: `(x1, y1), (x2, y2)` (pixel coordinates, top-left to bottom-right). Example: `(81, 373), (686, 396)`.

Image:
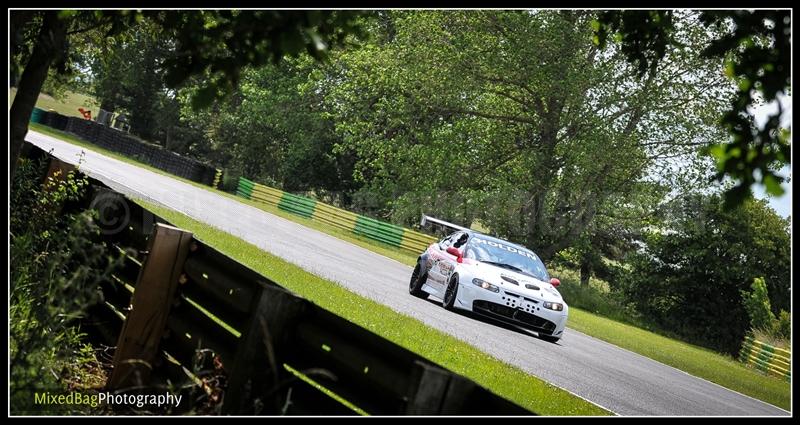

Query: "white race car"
(409, 229), (568, 343)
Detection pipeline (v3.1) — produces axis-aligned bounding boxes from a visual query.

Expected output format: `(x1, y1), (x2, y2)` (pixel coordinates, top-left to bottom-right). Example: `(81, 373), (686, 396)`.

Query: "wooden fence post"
(221, 284), (309, 415)
(107, 223), (193, 390)
(42, 157), (76, 189)
(405, 361), (451, 415)
(405, 361), (477, 415)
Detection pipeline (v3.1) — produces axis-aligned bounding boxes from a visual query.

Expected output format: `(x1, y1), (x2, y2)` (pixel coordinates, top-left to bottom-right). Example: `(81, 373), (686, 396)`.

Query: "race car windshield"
(466, 237), (549, 281)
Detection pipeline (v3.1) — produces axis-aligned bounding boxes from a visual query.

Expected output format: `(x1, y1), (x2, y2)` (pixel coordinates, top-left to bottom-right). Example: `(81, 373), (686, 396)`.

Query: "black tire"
(409, 263), (428, 298)
(539, 334), (561, 344)
(443, 274), (459, 310)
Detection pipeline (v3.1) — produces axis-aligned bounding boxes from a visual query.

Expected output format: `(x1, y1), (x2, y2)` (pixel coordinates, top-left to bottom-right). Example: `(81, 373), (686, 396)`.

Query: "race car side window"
(440, 232), (466, 250)
(438, 234), (453, 250)
(453, 232), (469, 249)
(439, 232), (457, 249)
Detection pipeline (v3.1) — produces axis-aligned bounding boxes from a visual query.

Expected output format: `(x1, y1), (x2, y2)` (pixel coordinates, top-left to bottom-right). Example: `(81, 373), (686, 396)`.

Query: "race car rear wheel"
(409, 263), (428, 298)
(443, 274), (459, 310)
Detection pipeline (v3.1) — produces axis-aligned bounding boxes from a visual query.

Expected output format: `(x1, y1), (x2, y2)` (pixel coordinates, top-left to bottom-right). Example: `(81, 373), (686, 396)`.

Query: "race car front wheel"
(443, 274), (459, 310)
(409, 263), (428, 298)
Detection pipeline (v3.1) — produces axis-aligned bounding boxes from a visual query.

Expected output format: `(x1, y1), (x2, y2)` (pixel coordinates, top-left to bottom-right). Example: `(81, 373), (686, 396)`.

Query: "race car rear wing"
(420, 214), (469, 236)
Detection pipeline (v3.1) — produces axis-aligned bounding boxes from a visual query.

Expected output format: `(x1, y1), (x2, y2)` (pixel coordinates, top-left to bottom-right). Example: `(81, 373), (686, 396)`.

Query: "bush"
(552, 267), (649, 330)
(741, 278), (790, 345)
(10, 157), (123, 414)
(742, 277), (777, 332)
(774, 310), (791, 341)
(220, 171), (241, 193)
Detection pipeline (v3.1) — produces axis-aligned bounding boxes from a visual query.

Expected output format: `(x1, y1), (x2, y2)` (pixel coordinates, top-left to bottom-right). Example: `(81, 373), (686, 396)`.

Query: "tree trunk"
(100, 99), (115, 113)
(580, 259), (591, 287)
(9, 12), (67, 182)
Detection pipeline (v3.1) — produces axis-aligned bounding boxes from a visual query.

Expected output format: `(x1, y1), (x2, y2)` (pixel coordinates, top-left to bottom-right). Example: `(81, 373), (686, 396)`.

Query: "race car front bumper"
(457, 282), (568, 337)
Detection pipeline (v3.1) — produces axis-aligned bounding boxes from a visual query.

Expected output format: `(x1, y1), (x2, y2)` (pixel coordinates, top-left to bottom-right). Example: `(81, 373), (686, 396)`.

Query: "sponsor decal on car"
(438, 261), (454, 274)
(471, 237), (540, 261)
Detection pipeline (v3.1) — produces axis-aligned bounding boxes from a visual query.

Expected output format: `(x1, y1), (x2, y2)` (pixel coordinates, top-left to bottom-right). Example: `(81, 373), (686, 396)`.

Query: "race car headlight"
(543, 301), (564, 311)
(472, 278), (499, 293)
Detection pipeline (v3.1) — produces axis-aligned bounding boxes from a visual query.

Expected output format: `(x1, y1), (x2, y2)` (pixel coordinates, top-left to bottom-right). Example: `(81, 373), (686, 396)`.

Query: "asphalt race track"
(27, 131), (790, 416)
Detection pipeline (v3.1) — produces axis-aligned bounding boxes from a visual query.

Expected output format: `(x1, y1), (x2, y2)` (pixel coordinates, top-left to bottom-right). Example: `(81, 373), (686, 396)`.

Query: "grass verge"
(133, 199), (610, 416)
(10, 88), (99, 118)
(551, 267), (790, 411)
(567, 308), (790, 410)
(35, 125), (791, 412)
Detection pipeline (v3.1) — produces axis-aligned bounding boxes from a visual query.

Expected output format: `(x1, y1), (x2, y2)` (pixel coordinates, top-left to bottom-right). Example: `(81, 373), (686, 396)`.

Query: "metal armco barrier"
(31, 111), (222, 188)
(739, 335), (791, 382)
(237, 177), (438, 253)
(21, 143), (532, 415)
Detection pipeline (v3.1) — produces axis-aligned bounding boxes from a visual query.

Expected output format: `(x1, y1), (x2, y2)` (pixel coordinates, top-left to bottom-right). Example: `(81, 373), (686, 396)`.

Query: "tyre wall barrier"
(32, 112), (223, 188)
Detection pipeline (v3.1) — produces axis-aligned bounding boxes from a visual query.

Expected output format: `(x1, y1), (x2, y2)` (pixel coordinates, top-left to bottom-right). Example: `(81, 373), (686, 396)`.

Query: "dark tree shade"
(620, 195), (790, 354)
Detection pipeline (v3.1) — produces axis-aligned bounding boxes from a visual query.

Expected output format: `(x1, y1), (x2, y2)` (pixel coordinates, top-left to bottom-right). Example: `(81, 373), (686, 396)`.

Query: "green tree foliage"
(88, 19), (179, 141)
(9, 10), (368, 180)
(620, 195), (790, 353)
(328, 10), (731, 258)
(10, 11), (128, 180)
(742, 278), (791, 343)
(593, 10), (791, 209)
(742, 277), (777, 332)
(564, 181), (671, 285)
(774, 310), (790, 341)
(591, 10), (675, 76)
(148, 10), (368, 110)
(174, 57), (360, 203)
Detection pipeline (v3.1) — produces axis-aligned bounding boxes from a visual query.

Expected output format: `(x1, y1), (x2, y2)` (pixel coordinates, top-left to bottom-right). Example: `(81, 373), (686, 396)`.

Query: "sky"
(751, 94), (792, 219)
(753, 165), (791, 219)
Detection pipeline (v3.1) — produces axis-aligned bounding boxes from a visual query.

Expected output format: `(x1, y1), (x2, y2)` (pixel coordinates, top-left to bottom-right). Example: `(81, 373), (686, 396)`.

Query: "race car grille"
(477, 300), (516, 317)
(514, 310), (556, 332)
(472, 300), (557, 333)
